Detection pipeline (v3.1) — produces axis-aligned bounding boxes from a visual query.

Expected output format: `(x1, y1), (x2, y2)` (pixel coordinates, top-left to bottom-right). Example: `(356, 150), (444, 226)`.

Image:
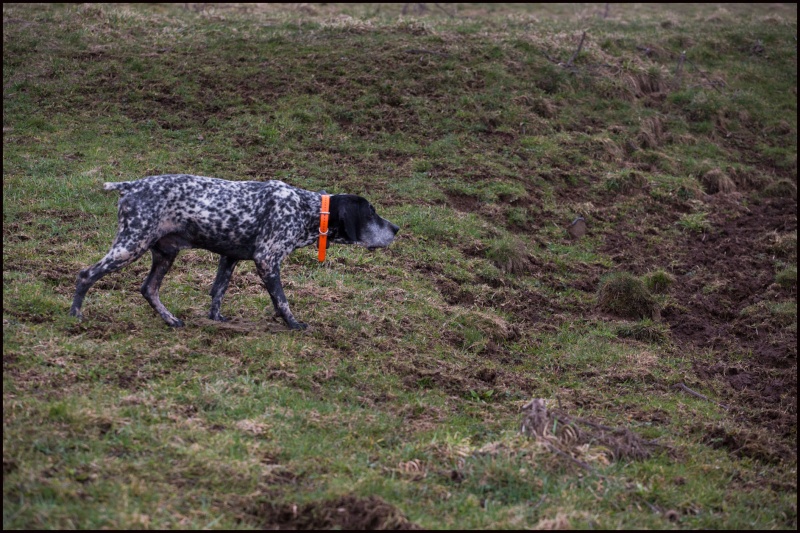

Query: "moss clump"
(597, 272), (659, 320)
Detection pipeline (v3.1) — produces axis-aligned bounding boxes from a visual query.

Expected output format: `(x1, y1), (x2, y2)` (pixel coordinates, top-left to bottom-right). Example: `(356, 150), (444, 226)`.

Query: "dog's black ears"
(341, 200), (360, 243)
(330, 195), (361, 243)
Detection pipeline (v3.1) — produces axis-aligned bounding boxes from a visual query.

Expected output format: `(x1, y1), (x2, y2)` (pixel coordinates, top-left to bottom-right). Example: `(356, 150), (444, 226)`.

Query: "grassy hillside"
(3, 3), (796, 529)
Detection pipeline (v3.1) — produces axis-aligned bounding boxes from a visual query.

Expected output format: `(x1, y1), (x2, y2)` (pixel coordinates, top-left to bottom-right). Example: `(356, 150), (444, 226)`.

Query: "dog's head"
(329, 194), (399, 250)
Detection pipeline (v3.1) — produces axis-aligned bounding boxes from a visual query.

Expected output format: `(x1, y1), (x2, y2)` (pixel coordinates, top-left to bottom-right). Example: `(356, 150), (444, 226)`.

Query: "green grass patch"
(3, 3), (796, 530)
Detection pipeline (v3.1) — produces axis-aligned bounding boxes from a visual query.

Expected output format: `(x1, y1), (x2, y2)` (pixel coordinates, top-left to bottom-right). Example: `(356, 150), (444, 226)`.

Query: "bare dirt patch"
(244, 494), (421, 530)
(194, 316), (292, 334)
(697, 422), (795, 465)
(445, 191), (482, 214)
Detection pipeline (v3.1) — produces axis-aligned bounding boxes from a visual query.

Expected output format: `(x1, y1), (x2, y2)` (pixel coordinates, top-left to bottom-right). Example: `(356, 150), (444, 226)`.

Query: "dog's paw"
(208, 312), (230, 322)
(167, 317), (185, 328)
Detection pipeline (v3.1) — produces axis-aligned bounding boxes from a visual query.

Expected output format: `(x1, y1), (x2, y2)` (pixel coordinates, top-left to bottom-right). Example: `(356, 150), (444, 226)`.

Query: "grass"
(3, 3), (797, 530)
(597, 272), (659, 320)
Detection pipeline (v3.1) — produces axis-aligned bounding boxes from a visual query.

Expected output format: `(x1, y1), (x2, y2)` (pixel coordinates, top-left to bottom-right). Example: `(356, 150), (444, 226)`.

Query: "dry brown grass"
(592, 136), (625, 163)
(763, 178), (798, 200)
(621, 66), (670, 100)
(520, 398), (659, 462)
(728, 166), (770, 190)
(534, 513), (573, 530)
(700, 168), (737, 194)
(636, 116), (666, 149)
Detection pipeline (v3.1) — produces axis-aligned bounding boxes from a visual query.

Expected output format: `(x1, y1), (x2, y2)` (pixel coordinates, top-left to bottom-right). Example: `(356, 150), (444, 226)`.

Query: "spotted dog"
(69, 174), (400, 330)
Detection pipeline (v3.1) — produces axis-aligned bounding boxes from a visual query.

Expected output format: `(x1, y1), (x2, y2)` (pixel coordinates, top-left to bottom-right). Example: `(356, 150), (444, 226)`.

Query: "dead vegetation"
(636, 116), (667, 150)
(520, 399), (662, 465)
(700, 168), (737, 194)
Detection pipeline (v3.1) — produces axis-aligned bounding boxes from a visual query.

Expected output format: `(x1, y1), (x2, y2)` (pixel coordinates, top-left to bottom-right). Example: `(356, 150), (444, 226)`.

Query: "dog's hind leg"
(69, 243), (149, 319)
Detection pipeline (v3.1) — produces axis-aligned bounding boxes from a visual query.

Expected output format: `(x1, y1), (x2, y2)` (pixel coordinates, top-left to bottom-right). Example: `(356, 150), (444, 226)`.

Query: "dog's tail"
(103, 181), (134, 193)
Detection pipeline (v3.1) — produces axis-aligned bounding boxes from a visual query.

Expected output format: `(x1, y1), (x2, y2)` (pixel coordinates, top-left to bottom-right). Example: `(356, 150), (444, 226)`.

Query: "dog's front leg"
(208, 255), (239, 322)
(253, 254), (307, 330)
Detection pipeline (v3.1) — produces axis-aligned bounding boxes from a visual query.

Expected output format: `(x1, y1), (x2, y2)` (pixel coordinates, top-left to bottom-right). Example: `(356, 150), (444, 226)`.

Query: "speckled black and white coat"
(69, 174), (399, 329)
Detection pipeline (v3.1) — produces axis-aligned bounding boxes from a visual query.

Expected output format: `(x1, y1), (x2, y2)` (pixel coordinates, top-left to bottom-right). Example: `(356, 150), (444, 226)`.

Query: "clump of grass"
(643, 269), (675, 294)
(700, 168), (737, 194)
(762, 178), (797, 200)
(615, 319), (670, 343)
(597, 272), (659, 320)
(775, 266), (797, 289)
(532, 95), (557, 118)
(485, 236), (530, 274)
(623, 66), (669, 99)
(740, 300), (796, 329)
(636, 116), (666, 149)
(505, 206), (529, 227)
(768, 231), (797, 261)
(591, 135), (624, 163)
(603, 169), (647, 194)
(677, 212), (712, 233)
(767, 301), (797, 328)
(727, 165), (769, 190)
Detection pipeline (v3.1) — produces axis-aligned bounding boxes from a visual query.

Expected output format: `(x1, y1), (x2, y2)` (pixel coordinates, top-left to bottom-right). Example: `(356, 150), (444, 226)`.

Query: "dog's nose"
(390, 223), (400, 235)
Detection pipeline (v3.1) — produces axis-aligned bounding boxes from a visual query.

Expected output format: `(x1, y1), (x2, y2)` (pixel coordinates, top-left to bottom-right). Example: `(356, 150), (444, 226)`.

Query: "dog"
(69, 174), (399, 330)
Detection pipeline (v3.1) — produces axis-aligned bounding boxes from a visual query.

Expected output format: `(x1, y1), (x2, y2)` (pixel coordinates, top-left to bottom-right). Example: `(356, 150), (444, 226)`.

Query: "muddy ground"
(245, 494), (421, 530)
(440, 183), (797, 464)
(596, 193), (795, 462)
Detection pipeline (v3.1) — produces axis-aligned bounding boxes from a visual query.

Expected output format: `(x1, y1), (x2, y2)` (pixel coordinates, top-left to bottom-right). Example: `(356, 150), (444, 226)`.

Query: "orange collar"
(318, 194), (330, 262)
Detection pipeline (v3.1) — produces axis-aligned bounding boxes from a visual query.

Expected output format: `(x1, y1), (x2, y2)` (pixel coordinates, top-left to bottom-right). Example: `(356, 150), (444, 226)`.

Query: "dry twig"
(685, 56), (724, 93)
(432, 3), (455, 18)
(545, 442), (597, 473)
(673, 382), (730, 410)
(673, 50), (686, 89)
(566, 31), (587, 68)
(520, 399), (662, 464)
